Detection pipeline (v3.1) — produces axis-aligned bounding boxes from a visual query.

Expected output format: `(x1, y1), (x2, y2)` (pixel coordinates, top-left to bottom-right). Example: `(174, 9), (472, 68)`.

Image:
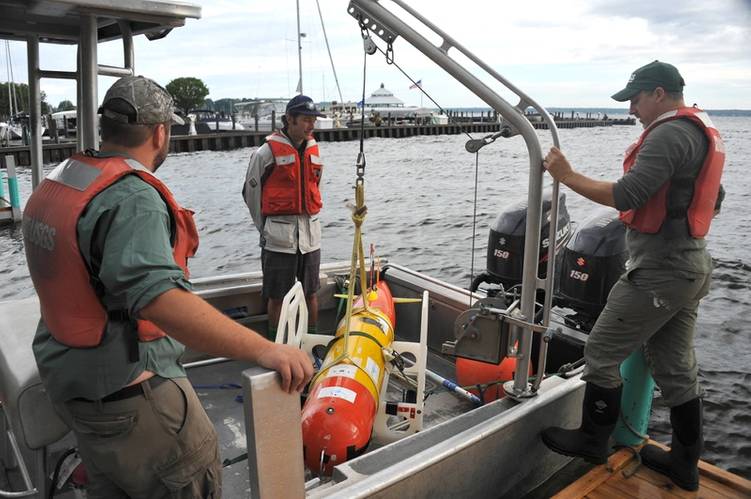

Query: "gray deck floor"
(4, 352), (472, 497)
(190, 351), (474, 496)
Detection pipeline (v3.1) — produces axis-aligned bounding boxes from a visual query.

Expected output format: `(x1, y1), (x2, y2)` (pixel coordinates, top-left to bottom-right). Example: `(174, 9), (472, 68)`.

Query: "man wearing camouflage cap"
(539, 61), (724, 491)
(24, 76), (313, 498)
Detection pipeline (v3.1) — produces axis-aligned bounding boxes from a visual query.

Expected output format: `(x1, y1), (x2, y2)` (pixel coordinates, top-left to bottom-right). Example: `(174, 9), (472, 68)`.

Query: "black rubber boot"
(640, 397), (702, 491)
(541, 382), (622, 464)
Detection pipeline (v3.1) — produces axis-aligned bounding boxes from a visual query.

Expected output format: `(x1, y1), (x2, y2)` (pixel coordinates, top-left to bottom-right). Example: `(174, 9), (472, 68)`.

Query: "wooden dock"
(1, 118), (634, 167)
(553, 442), (751, 498)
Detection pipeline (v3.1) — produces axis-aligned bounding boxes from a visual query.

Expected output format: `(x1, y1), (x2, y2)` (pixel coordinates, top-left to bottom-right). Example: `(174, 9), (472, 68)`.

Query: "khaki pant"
(56, 377), (222, 499)
(583, 267), (712, 408)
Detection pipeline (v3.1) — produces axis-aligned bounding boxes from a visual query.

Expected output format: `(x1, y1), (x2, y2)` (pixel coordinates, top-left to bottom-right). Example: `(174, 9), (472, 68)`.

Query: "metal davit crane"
(239, 2), (589, 498)
(345, 0), (564, 400)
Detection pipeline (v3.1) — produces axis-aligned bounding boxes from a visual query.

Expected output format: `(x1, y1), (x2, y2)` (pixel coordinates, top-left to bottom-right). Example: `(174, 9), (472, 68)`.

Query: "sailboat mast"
(315, 0), (344, 103)
(296, 0), (303, 94)
(5, 41), (14, 118)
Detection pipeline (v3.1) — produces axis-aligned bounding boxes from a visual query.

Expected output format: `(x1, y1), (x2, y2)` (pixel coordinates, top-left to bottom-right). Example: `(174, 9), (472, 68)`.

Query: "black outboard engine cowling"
(555, 209), (627, 330)
(485, 190), (572, 291)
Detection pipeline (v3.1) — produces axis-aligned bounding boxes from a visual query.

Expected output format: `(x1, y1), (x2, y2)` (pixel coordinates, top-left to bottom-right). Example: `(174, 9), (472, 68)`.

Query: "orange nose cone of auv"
(302, 377), (377, 475)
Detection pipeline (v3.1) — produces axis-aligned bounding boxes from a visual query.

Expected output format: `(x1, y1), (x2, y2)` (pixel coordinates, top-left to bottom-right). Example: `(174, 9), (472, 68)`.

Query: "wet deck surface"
(552, 444), (751, 499)
(191, 353), (475, 496)
(188, 359), (254, 495)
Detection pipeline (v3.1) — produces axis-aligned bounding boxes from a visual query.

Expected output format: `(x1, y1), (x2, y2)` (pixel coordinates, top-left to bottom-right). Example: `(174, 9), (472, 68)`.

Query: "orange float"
(456, 354), (533, 403)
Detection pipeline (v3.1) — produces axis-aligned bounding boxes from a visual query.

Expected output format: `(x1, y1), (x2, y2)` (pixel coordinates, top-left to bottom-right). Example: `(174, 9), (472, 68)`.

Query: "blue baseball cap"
(286, 95), (325, 117)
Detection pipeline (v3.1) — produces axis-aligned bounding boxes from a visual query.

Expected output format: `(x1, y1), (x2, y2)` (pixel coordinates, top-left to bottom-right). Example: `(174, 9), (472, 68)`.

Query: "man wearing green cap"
(24, 76), (313, 498)
(540, 61), (725, 491)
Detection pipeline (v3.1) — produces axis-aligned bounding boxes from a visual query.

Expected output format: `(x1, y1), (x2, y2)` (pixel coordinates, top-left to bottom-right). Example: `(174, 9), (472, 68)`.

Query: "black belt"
(73, 376), (169, 403)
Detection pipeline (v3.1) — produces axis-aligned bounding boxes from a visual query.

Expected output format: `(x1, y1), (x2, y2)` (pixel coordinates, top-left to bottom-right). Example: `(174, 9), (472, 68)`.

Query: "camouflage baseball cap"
(99, 75), (184, 125)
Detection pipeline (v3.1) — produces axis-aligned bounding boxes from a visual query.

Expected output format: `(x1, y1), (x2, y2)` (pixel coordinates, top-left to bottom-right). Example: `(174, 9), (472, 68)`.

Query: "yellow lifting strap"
(310, 177), (370, 385)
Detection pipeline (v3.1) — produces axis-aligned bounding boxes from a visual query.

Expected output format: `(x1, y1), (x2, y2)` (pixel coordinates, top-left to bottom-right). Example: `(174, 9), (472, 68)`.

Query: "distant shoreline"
(444, 107), (751, 117)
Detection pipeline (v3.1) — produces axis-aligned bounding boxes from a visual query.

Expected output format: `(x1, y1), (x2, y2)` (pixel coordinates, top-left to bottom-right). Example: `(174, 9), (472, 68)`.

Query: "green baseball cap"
(99, 75), (184, 125)
(611, 60), (685, 102)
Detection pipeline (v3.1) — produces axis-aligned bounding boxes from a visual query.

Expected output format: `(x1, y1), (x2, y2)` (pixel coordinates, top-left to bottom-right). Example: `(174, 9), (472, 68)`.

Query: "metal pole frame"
(26, 36), (43, 189)
(79, 14), (99, 151)
(296, 0), (303, 94)
(119, 20), (135, 70)
(348, 0), (562, 397)
(76, 45), (84, 152)
(26, 17), (136, 189)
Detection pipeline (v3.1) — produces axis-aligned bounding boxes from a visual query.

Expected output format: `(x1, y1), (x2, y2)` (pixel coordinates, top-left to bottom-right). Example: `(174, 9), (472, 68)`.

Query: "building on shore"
(361, 83), (447, 124)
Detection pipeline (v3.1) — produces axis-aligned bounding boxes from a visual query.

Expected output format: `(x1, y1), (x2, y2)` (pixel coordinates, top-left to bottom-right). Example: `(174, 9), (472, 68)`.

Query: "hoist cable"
(469, 152), (480, 306)
(311, 25), (372, 386)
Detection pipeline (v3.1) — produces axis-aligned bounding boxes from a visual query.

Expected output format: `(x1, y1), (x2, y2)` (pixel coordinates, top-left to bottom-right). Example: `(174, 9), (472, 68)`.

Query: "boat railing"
(347, 0), (561, 397)
(0, 404), (37, 498)
(242, 367), (306, 498)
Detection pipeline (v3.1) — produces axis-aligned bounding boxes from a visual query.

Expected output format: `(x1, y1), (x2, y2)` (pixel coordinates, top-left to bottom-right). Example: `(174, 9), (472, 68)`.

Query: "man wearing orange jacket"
(540, 61), (724, 492)
(25, 76), (313, 498)
(243, 95), (325, 340)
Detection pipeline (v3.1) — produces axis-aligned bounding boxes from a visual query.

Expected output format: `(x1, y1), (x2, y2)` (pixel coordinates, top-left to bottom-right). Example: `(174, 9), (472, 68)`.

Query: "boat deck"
(191, 351), (475, 495)
(552, 444), (751, 499)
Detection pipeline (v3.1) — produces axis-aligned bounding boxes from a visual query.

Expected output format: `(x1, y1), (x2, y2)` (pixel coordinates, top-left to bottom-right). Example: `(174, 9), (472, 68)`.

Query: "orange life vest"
(619, 107), (725, 238)
(261, 131), (323, 216)
(22, 153), (199, 348)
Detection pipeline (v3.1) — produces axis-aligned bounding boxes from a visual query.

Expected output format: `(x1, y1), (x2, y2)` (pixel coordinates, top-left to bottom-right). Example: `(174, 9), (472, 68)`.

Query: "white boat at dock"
(235, 98), (336, 131)
(0, 122), (22, 142)
(0, 1), (749, 499)
(172, 109), (246, 135)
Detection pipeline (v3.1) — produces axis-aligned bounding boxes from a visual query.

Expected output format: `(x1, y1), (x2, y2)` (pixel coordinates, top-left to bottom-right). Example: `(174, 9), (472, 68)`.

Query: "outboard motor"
(475, 190), (572, 292)
(555, 209), (628, 332)
(454, 191), (571, 396)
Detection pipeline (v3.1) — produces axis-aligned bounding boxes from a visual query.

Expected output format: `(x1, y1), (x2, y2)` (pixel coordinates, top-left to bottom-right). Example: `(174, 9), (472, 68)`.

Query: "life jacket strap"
(106, 309), (140, 362)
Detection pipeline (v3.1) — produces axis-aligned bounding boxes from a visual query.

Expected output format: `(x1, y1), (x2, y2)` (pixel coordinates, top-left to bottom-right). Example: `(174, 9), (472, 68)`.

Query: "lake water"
(1, 114), (749, 479)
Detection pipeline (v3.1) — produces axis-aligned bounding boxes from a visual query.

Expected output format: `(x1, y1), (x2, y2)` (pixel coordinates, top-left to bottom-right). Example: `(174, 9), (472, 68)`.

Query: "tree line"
(2, 77), (250, 122)
(164, 77), (251, 116)
(1, 81), (80, 120)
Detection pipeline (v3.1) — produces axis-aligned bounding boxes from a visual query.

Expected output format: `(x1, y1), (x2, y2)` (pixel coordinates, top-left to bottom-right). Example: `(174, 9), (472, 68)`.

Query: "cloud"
(589, 0), (751, 31)
(3, 0), (750, 108)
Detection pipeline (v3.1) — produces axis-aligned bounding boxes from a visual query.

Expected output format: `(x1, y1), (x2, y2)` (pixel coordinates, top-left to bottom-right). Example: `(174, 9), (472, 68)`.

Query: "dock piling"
(1, 155), (23, 224)
(0, 116), (634, 167)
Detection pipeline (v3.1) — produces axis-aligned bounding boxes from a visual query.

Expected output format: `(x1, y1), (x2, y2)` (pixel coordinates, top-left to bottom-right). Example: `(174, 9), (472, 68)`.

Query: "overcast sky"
(4, 0), (751, 110)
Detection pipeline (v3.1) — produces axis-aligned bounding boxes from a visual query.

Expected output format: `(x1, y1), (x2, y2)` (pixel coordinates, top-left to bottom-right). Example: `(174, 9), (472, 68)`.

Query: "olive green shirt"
(612, 117), (713, 275)
(33, 152), (190, 403)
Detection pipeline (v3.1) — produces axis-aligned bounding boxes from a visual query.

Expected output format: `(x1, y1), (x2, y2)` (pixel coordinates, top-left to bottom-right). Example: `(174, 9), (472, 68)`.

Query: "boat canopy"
(0, 0), (201, 188)
(0, 0), (201, 44)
